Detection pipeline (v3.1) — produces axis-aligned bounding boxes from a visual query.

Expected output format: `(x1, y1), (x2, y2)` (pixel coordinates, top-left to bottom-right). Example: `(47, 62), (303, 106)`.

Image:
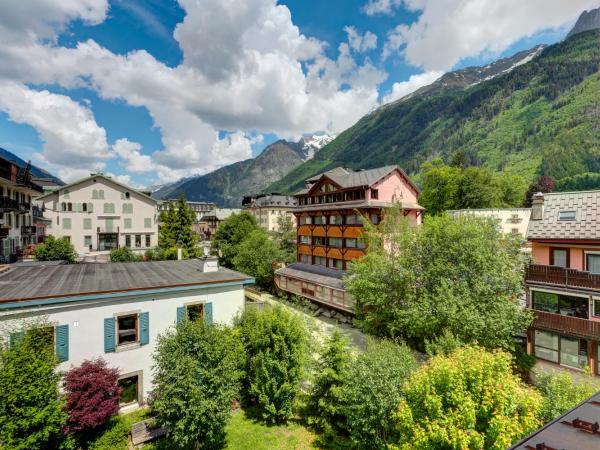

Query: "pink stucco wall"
(369, 170), (419, 204)
(531, 242), (550, 265)
(531, 242), (588, 270)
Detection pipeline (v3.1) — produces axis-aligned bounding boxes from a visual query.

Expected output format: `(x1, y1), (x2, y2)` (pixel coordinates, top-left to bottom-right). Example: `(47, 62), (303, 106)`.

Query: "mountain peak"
(567, 6), (600, 38)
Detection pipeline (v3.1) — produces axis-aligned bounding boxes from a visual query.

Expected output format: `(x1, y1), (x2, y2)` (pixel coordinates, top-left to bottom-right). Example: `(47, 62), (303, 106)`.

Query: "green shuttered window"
(55, 324), (69, 362)
(139, 312), (149, 345)
(104, 318), (116, 353)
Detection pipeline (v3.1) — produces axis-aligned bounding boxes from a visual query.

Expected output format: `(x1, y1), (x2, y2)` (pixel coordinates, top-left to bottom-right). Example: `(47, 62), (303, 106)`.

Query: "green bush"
(109, 247), (141, 262)
(87, 419), (128, 450)
(151, 320), (245, 448)
(211, 212), (260, 267)
(341, 338), (417, 449)
(424, 329), (463, 356)
(35, 235), (76, 263)
(232, 229), (281, 290)
(236, 306), (307, 423)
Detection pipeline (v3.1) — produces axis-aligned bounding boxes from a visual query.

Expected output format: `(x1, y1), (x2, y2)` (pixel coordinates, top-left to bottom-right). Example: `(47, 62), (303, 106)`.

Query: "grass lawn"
(87, 407), (319, 450)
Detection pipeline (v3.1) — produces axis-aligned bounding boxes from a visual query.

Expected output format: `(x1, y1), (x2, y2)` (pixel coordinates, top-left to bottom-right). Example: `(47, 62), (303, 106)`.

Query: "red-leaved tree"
(63, 358), (121, 434)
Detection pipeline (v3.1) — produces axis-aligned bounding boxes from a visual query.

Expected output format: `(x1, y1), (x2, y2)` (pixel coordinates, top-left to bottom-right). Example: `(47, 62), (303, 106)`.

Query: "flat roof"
(276, 263), (345, 290)
(0, 259), (253, 304)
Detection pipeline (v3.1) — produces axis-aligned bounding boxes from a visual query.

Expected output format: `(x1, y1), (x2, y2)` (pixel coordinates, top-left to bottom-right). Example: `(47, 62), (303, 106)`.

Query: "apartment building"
(0, 157), (43, 263)
(0, 259), (254, 407)
(242, 193), (298, 231)
(199, 208), (241, 239)
(448, 208), (531, 238)
(524, 191), (600, 376)
(37, 174), (158, 255)
(275, 165), (423, 312)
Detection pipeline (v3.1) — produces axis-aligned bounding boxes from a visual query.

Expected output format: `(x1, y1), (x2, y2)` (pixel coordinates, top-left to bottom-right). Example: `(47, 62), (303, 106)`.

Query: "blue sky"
(0, 0), (592, 187)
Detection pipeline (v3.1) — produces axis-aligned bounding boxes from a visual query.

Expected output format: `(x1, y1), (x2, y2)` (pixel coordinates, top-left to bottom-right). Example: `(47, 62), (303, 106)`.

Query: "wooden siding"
(526, 264), (600, 291)
(533, 310), (600, 340)
(274, 274), (354, 313)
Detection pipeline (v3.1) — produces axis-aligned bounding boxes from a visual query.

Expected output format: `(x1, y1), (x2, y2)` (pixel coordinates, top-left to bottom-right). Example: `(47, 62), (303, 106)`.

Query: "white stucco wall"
(0, 283), (245, 401)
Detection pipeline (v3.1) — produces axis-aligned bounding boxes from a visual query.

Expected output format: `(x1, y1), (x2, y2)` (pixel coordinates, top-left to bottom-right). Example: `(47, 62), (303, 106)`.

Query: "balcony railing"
(18, 202), (31, 212)
(532, 310), (600, 339)
(525, 264), (600, 291)
(97, 226), (120, 234)
(20, 226), (36, 235)
(0, 196), (18, 211)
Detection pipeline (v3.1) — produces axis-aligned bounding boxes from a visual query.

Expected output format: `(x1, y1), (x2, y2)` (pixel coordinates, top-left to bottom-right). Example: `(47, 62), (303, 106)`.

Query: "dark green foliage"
(556, 172), (600, 192)
(340, 338), (418, 449)
(158, 194), (199, 257)
(35, 235), (76, 263)
(232, 229), (281, 290)
(0, 324), (67, 449)
(269, 31), (600, 200)
(151, 320), (245, 449)
(271, 215), (296, 264)
(524, 175), (555, 207)
(306, 331), (352, 436)
(109, 246), (141, 262)
(424, 329), (464, 356)
(236, 306), (307, 423)
(346, 209), (532, 352)
(211, 211), (260, 267)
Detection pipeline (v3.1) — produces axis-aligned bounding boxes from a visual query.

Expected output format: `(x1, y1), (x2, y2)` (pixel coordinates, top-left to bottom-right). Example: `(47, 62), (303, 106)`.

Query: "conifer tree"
(158, 194), (199, 256)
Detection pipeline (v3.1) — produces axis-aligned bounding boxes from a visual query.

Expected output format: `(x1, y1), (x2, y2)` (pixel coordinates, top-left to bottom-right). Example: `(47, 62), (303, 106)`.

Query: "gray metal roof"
(527, 190), (600, 240)
(0, 260), (253, 303)
(253, 194), (297, 208)
(275, 263), (345, 290)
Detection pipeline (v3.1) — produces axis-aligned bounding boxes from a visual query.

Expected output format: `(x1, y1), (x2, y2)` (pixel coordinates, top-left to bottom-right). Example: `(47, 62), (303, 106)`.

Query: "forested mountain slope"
(269, 30), (600, 196)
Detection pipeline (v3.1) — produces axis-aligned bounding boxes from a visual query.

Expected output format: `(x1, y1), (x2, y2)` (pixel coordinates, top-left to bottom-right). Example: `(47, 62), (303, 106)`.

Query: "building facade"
(275, 165), (423, 312)
(0, 259), (254, 407)
(199, 208), (241, 240)
(37, 174), (158, 255)
(0, 157), (43, 263)
(448, 208), (531, 238)
(524, 191), (600, 376)
(242, 194), (297, 231)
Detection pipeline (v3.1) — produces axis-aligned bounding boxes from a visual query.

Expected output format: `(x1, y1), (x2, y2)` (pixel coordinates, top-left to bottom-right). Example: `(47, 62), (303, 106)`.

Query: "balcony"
(97, 226), (120, 234)
(0, 196), (18, 211)
(18, 202), (31, 213)
(525, 264), (600, 292)
(20, 225), (36, 235)
(532, 310), (600, 340)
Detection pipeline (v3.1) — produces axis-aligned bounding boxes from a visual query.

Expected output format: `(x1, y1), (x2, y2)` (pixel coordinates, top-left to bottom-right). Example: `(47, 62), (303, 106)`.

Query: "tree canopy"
(158, 194), (199, 256)
(232, 228), (281, 290)
(211, 212), (260, 267)
(35, 235), (76, 263)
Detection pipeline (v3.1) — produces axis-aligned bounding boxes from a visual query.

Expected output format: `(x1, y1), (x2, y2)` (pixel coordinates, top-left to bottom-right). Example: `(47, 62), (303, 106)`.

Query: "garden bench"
(129, 419), (166, 449)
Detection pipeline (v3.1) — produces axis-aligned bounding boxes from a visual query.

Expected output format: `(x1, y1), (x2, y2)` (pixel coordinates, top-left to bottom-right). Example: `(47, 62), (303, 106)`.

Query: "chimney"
(531, 192), (544, 220)
(198, 256), (219, 273)
(177, 248), (183, 260)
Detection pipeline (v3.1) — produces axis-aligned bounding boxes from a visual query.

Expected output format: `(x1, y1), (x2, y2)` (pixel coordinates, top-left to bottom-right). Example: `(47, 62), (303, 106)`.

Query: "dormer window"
(558, 211), (576, 221)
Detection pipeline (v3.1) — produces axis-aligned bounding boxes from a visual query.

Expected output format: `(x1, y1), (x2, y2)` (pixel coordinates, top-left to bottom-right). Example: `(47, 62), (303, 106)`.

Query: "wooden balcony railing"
(525, 264), (600, 291)
(532, 310), (600, 339)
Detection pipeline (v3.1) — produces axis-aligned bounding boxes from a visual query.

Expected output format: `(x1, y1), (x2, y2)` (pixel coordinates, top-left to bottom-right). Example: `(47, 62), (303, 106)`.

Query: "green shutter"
(120, 192), (125, 200)
(63, 218), (71, 230)
(92, 190), (98, 199)
(176, 307), (186, 324)
(88, 202), (93, 213)
(139, 312), (149, 345)
(144, 218), (151, 228)
(9, 330), (25, 348)
(104, 318), (115, 353)
(204, 302), (213, 325)
(124, 218), (131, 229)
(55, 324), (69, 362)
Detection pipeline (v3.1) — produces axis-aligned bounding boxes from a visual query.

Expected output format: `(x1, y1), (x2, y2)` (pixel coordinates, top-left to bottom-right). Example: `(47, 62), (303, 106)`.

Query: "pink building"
(525, 191), (600, 376)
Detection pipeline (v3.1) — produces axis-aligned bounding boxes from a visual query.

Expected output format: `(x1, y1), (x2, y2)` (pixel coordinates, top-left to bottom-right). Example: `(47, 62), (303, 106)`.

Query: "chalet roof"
(509, 390), (600, 450)
(243, 194), (298, 208)
(275, 263), (345, 290)
(0, 259), (253, 304)
(527, 190), (600, 240)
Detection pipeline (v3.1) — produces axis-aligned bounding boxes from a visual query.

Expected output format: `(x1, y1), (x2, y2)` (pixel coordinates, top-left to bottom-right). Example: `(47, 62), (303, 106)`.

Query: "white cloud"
(344, 26), (378, 53)
(382, 70), (444, 103)
(113, 138), (155, 173)
(383, 0), (598, 71)
(362, 0), (404, 16)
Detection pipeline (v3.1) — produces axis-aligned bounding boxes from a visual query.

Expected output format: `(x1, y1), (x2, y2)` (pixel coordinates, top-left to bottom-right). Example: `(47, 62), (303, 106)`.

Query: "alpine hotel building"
(275, 165), (423, 312)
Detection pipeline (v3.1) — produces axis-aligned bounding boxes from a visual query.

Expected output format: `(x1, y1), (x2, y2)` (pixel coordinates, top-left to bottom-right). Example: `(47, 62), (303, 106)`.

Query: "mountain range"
(0, 147), (63, 185)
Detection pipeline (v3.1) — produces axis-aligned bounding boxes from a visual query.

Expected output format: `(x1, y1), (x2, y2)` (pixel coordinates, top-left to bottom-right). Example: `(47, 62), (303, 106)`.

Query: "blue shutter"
(139, 312), (149, 346)
(204, 302), (213, 325)
(55, 324), (69, 362)
(104, 318), (115, 353)
(176, 307), (186, 324)
(9, 331), (24, 348)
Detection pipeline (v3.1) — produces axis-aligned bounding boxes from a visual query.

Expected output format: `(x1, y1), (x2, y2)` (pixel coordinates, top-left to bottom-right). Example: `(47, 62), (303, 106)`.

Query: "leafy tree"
(306, 330), (352, 435)
(346, 208), (532, 352)
(63, 358), (121, 435)
(211, 211), (260, 267)
(158, 194), (199, 256)
(236, 306), (307, 423)
(524, 175), (555, 206)
(535, 370), (598, 423)
(393, 346), (542, 450)
(109, 246), (141, 262)
(151, 319), (245, 449)
(271, 215), (296, 264)
(232, 229), (281, 290)
(35, 235), (76, 263)
(419, 159), (461, 215)
(424, 329), (463, 356)
(0, 324), (66, 449)
(341, 338), (417, 449)
(556, 172), (600, 192)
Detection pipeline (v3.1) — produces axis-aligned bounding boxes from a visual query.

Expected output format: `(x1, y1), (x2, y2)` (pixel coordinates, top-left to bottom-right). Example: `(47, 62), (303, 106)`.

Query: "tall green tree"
(346, 208), (532, 351)
(151, 320), (245, 449)
(158, 194), (199, 256)
(232, 229), (281, 290)
(35, 235), (76, 263)
(271, 215), (296, 264)
(211, 212), (260, 267)
(0, 324), (67, 449)
(393, 346), (541, 450)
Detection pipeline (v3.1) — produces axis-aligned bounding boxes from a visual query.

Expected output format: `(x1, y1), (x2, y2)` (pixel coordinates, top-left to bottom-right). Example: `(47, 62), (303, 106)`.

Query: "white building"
(0, 259), (254, 408)
(447, 208), (532, 237)
(37, 174), (158, 255)
(241, 194), (297, 232)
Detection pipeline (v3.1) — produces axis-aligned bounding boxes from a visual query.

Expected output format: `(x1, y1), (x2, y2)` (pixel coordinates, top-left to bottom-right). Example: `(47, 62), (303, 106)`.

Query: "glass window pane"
(118, 376), (138, 405)
(535, 330), (558, 350)
(532, 291), (559, 313)
(552, 249), (567, 268)
(559, 294), (588, 319)
(559, 336), (583, 369)
(535, 345), (559, 363)
(586, 254), (600, 274)
(187, 304), (204, 322)
(117, 314), (138, 345)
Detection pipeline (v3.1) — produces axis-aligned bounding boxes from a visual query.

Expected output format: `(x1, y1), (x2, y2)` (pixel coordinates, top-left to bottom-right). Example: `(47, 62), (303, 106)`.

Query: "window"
(61, 202), (66, 211)
(83, 218), (92, 229)
(560, 336), (588, 369)
(313, 236), (325, 246)
(122, 203), (133, 214)
(313, 216), (326, 225)
(84, 236), (92, 248)
(551, 248), (568, 268)
(595, 299), (600, 317)
(586, 253), (600, 274)
(63, 189), (70, 199)
(371, 188), (378, 199)
(144, 218), (151, 228)
(357, 237), (366, 249)
(124, 218), (132, 229)
(135, 235), (142, 248)
(300, 216), (311, 225)
(103, 203), (115, 214)
(345, 214), (363, 225)
(558, 211), (576, 221)
(534, 330), (558, 363)
(328, 237), (342, 247)
(92, 189), (98, 199)
(98, 189), (104, 199)
(511, 228), (519, 234)
(118, 375), (139, 405)
(346, 238), (357, 248)
(532, 290), (588, 319)
(300, 254), (311, 264)
(82, 203), (87, 212)
(299, 235), (310, 244)
(371, 214), (380, 224)
(117, 314), (138, 345)
(125, 192), (130, 199)
(186, 304), (204, 322)
(63, 236), (71, 243)
(329, 215), (343, 225)
(105, 219), (114, 232)
(125, 235), (131, 247)
(63, 218), (71, 230)
(314, 256), (326, 266)
(145, 235), (151, 247)
(329, 258), (343, 269)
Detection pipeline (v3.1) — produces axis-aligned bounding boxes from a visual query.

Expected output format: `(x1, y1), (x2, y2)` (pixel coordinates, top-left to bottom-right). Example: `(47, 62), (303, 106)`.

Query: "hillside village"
(1, 2), (600, 450)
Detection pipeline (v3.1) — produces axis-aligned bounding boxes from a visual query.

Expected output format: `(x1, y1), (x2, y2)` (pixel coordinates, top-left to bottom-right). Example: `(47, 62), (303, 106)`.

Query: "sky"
(0, 0), (596, 188)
